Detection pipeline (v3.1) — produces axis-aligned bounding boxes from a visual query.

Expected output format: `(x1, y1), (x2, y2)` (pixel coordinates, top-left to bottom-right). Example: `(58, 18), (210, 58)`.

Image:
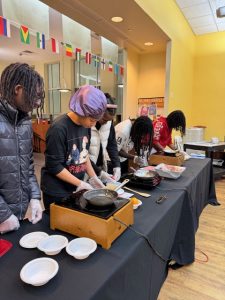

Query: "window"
(74, 58), (100, 88)
(47, 63), (61, 115)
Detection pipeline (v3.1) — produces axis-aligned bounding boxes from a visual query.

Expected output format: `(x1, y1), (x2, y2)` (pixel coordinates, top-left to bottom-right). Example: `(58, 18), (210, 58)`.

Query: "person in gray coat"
(0, 63), (45, 234)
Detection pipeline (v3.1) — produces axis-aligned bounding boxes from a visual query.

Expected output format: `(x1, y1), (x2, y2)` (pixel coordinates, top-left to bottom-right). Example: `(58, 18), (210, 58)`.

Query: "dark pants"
(43, 193), (65, 212)
(120, 159), (129, 175)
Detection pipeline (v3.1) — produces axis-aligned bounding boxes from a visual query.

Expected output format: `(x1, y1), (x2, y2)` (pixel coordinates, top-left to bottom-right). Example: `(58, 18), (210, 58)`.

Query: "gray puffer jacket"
(0, 100), (41, 223)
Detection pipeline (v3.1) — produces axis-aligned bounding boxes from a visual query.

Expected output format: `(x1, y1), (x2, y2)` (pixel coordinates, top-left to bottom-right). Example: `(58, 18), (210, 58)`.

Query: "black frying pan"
(83, 189), (118, 207)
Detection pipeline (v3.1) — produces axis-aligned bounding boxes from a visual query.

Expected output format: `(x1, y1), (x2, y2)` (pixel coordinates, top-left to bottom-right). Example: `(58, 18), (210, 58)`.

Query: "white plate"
(19, 232), (49, 249)
(20, 257), (59, 286)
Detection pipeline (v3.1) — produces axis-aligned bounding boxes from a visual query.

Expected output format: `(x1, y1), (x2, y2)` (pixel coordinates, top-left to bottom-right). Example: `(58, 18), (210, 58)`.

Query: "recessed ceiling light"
(144, 42), (154, 46)
(111, 16), (123, 23)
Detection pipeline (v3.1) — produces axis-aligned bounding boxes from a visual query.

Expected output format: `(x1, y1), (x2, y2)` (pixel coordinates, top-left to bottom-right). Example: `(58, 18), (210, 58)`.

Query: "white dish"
(117, 188), (124, 195)
(19, 232), (49, 249)
(164, 149), (177, 154)
(155, 163), (186, 179)
(66, 237), (97, 260)
(37, 235), (68, 255)
(20, 257), (59, 286)
(133, 199), (142, 210)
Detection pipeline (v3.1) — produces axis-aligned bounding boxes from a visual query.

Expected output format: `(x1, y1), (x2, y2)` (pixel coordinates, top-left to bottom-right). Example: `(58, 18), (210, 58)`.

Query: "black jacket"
(0, 100), (40, 223)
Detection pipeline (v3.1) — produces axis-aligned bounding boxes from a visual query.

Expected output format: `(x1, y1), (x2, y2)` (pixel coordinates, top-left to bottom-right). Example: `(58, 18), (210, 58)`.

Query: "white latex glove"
(89, 175), (105, 189)
(133, 156), (146, 166)
(100, 170), (114, 183)
(76, 181), (94, 192)
(112, 167), (121, 181)
(0, 214), (20, 234)
(28, 199), (43, 224)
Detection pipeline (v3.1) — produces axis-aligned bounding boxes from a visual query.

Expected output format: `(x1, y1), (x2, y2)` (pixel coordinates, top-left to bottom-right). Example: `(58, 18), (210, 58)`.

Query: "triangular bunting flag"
(36, 32), (45, 49)
(114, 64), (119, 75)
(66, 44), (73, 57)
(93, 55), (100, 68)
(75, 48), (81, 61)
(0, 16), (11, 37)
(108, 61), (113, 72)
(85, 52), (92, 64)
(101, 58), (106, 70)
(51, 38), (59, 54)
(20, 25), (30, 44)
(120, 66), (124, 76)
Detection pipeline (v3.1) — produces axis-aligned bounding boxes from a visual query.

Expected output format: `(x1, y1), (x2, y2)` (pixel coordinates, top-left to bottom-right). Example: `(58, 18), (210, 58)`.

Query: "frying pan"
(83, 189), (118, 206)
(133, 169), (158, 181)
(83, 179), (130, 207)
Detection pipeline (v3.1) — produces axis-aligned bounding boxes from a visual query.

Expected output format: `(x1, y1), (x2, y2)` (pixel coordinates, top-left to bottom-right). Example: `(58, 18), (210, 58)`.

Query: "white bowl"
(20, 257), (59, 286)
(66, 237), (97, 260)
(37, 235), (68, 255)
(133, 199), (142, 210)
(19, 232), (49, 249)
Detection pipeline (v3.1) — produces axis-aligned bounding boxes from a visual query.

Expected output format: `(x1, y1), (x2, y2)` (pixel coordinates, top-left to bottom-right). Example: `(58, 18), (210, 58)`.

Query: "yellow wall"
(138, 52), (166, 97)
(126, 50), (166, 119)
(133, 0), (195, 128)
(134, 0), (225, 140)
(125, 48), (139, 119)
(138, 51), (166, 116)
(193, 32), (225, 140)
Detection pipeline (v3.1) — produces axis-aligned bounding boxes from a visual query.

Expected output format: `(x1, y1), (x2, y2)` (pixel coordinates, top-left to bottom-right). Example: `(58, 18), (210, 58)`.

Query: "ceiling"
(40, 0), (169, 54)
(175, 0), (225, 35)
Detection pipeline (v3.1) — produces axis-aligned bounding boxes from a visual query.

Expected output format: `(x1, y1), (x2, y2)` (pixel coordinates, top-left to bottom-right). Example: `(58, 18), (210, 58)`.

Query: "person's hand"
(89, 175), (105, 189)
(100, 171), (114, 183)
(76, 181), (94, 192)
(0, 214), (20, 234)
(112, 167), (121, 181)
(28, 199), (43, 224)
(133, 156), (146, 166)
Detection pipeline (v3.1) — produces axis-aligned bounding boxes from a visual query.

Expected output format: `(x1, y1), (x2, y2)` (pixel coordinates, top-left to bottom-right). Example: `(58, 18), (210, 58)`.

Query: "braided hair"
(104, 93), (117, 116)
(167, 110), (186, 136)
(130, 116), (153, 156)
(0, 63), (45, 112)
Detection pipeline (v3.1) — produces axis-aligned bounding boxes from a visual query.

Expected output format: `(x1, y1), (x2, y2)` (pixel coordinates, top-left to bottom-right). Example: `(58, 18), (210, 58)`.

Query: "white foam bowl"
(20, 257), (59, 286)
(133, 199), (142, 210)
(37, 235), (68, 255)
(66, 237), (97, 260)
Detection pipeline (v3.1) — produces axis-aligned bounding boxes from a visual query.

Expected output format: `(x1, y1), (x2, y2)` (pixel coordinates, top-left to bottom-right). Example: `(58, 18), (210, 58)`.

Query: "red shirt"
(153, 116), (172, 148)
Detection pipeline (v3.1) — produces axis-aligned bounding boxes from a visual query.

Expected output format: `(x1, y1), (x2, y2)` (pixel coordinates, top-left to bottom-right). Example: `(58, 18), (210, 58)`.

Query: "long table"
(0, 158), (217, 300)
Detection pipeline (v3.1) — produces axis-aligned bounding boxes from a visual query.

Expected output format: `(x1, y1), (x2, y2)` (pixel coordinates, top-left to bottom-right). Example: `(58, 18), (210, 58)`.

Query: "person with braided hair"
(0, 63), (45, 234)
(153, 110), (186, 153)
(115, 116), (153, 174)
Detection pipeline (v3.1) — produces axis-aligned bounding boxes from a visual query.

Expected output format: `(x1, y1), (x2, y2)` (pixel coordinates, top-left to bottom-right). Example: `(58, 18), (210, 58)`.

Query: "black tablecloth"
(159, 158), (217, 265)
(0, 158), (216, 300)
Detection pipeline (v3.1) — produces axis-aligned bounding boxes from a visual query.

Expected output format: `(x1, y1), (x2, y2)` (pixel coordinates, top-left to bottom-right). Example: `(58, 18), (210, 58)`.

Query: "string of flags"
(0, 16), (124, 76)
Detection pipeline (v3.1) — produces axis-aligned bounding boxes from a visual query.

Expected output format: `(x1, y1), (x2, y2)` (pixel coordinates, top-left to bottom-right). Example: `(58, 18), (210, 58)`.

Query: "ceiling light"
(111, 16), (123, 23)
(57, 78), (71, 93)
(216, 6), (225, 18)
(144, 42), (154, 46)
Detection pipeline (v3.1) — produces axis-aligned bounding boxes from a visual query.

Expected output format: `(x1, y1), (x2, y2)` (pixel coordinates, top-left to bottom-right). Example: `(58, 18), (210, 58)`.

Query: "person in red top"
(153, 110), (186, 153)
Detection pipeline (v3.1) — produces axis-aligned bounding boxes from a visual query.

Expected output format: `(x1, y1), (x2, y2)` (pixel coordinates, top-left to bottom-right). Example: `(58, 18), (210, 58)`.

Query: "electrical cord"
(113, 216), (168, 262)
(194, 247), (209, 263)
